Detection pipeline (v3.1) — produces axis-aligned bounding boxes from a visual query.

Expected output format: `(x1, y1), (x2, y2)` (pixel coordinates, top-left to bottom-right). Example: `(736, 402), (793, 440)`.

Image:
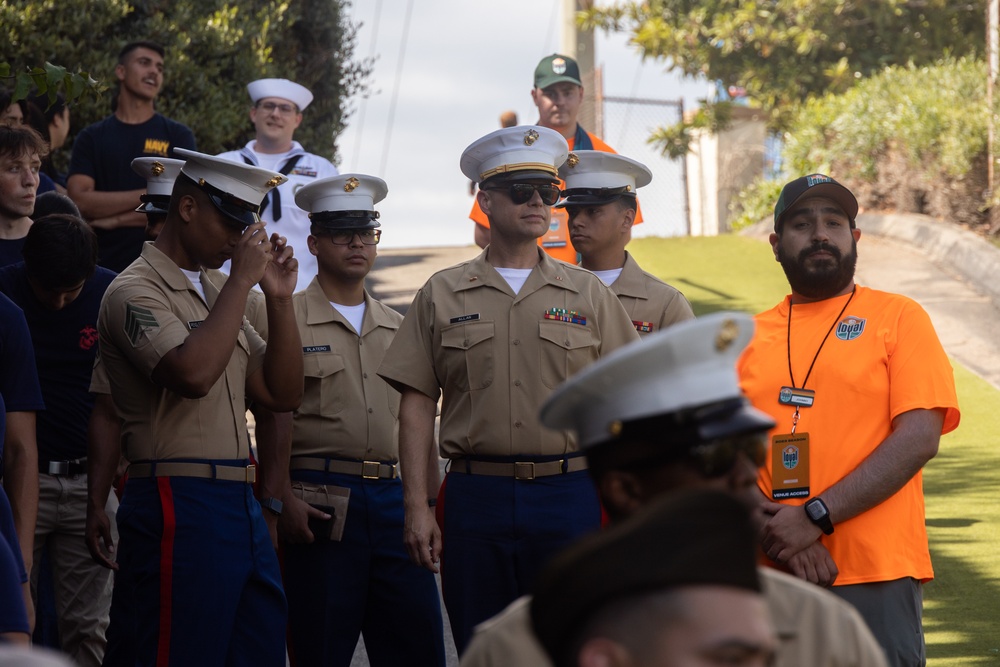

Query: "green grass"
(629, 235), (1000, 666)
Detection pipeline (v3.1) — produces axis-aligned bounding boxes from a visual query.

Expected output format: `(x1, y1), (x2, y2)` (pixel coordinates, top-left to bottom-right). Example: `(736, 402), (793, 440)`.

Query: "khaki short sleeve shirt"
(291, 277), (402, 461)
(460, 569), (889, 667)
(205, 268), (269, 340)
(613, 252), (694, 336)
(378, 249), (639, 458)
(97, 243), (266, 461)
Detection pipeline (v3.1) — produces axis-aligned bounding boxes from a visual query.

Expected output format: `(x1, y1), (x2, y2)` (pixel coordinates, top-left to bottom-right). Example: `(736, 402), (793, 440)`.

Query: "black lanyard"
(786, 286), (856, 390)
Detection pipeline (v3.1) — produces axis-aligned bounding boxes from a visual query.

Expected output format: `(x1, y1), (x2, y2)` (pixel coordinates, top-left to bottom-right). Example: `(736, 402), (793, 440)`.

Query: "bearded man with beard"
(738, 174), (960, 667)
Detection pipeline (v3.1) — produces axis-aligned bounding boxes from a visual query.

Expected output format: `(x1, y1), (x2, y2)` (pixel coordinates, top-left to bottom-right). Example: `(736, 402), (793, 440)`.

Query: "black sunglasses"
(484, 183), (561, 206)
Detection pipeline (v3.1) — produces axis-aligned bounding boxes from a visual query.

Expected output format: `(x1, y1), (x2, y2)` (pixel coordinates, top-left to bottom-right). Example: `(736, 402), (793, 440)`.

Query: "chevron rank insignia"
(124, 304), (159, 345)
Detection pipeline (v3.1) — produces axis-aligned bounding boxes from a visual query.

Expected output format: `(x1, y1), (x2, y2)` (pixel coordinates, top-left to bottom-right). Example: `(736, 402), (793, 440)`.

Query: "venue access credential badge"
(771, 433), (810, 499)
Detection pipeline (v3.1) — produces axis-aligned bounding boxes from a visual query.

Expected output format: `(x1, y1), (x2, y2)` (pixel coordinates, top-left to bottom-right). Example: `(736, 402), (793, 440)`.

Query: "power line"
(379, 0), (415, 177)
(349, 0), (384, 170)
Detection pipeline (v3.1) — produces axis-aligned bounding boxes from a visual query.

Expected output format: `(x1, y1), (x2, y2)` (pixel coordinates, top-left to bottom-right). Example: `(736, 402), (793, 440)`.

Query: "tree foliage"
(583, 0), (985, 141)
(783, 57), (990, 227)
(1, 0), (370, 160)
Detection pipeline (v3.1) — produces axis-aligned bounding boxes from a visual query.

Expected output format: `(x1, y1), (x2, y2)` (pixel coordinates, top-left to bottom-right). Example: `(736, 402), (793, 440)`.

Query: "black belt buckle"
(45, 460), (85, 476)
(48, 461), (71, 476)
(514, 461), (535, 480)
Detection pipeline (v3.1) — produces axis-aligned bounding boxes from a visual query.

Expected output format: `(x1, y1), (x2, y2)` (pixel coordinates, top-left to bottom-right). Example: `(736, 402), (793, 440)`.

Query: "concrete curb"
(856, 213), (1000, 307)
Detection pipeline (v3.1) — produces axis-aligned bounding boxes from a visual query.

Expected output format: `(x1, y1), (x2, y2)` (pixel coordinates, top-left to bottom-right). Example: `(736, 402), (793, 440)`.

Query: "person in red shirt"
(470, 54), (641, 262)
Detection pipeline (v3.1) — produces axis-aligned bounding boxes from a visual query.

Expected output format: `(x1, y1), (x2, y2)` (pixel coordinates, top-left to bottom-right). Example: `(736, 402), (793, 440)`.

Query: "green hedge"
(732, 58), (993, 229)
(783, 57), (990, 227)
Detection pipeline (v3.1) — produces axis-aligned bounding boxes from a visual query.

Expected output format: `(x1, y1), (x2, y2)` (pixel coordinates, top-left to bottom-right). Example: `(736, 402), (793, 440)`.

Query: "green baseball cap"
(534, 54), (582, 89)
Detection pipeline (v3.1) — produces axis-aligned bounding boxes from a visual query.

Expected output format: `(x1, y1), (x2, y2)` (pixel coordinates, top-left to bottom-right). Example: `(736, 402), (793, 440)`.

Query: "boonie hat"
(295, 173), (386, 230)
(174, 148), (286, 227)
(557, 150), (652, 207)
(535, 54), (582, 89)
(540, 311), (775, 450)
(531, 490), (762, 667)
(773, 173), (859, 231)
(247, 78), (313, 111)
(132, 157), (184, 215)
(460, 126), (568, 186)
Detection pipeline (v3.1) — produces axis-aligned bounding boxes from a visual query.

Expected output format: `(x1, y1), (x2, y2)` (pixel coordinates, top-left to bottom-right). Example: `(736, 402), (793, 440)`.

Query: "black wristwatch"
(260, 497), (284, 516)
(804, 497), (834, 535)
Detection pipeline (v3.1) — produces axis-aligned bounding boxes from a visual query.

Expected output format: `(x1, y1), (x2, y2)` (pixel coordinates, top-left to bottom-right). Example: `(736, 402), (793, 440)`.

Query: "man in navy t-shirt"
(68, 40), (196, 273)
(0, 215), (116, 665)
(0, 289), (44, 633)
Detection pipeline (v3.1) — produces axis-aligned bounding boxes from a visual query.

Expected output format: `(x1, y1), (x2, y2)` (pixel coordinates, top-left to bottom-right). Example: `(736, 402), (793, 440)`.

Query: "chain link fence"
(600, 95), (687, 238)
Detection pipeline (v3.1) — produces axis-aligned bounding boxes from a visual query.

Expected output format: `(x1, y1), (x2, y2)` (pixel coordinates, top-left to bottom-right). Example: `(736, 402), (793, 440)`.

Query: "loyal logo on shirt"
(835, 315), (866, 341)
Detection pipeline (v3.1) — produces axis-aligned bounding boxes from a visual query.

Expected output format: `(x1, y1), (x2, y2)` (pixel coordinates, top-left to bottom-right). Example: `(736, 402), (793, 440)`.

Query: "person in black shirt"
(0, 215), (117, 666)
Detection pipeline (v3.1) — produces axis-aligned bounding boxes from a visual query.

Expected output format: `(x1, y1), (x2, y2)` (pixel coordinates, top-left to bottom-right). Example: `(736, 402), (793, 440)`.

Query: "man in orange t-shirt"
(470, 54), (641, 262)
(738, 174), (960, 667)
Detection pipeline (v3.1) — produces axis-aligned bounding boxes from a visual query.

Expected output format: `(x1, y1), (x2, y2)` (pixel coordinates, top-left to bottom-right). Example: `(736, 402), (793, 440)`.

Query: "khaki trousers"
(32, 473), (118, 667)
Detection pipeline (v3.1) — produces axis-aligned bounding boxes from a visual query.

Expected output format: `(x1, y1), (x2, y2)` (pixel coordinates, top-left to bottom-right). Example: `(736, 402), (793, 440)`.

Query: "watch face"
(806, 500), (825, 520)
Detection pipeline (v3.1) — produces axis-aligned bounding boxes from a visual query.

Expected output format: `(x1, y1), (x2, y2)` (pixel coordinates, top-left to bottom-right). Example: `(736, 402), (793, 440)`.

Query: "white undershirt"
(332, 301), (367, 334)
(591, 268), (624, 287)
(180, 268), (206, 302)
(495, 267), (532, 294)
(250, 147), (294, 172)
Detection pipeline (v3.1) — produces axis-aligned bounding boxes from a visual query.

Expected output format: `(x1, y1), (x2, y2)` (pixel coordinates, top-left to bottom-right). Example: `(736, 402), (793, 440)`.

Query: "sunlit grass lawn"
(630, 235), (1000, 666)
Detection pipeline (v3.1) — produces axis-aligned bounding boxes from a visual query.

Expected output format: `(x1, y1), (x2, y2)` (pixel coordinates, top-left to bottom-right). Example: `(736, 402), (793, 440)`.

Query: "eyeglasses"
(324, 229), (381, 245)
(483, 183), (561, 206)
(257, 102), (298, 115)
(686, 434), (768, 478)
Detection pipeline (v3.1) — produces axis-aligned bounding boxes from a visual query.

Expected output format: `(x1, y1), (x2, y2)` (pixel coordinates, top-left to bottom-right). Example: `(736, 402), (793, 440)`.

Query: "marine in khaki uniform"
(558, 150), (693, 335)
(89, 148), (303, 667)
(86, 158), (272, 579)
(532, 491), (775, 667)
(267, 174), (445, 666)
(461, 313), (888, 667)
(377, 126), (639, 653)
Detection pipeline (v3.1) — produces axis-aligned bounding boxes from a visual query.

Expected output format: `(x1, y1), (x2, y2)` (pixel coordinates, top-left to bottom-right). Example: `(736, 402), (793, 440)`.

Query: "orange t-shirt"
(469, 130), (642, 264)
(738, 286), (960, 585)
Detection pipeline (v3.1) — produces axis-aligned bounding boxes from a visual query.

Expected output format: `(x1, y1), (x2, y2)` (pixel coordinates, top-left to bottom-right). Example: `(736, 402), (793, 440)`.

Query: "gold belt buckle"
(514, 461), (535, 480)
(245, 464), (257, 483)
(362, 461), (381, 480)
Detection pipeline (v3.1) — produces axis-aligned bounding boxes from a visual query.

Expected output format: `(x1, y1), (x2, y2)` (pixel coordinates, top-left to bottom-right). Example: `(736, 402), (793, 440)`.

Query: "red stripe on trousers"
(156, 478), (177, 667)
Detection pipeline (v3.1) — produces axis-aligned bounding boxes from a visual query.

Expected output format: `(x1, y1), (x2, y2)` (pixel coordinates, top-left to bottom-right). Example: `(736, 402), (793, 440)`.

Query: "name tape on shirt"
(450, 313), (480, 324)
(303, 345), (332, 354)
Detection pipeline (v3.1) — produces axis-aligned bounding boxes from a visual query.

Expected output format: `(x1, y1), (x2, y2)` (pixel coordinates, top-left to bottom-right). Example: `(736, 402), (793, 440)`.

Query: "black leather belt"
(289, 457), (398, 480)
(39, 459), (87, 476)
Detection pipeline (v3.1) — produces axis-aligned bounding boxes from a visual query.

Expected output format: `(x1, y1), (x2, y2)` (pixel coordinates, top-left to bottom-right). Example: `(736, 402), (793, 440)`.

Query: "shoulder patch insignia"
(124, 304), (159, 345)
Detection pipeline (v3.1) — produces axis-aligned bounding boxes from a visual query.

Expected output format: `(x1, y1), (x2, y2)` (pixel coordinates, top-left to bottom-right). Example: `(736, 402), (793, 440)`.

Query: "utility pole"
(989, 0), (999, 233)
(561, 0), (598, 136)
